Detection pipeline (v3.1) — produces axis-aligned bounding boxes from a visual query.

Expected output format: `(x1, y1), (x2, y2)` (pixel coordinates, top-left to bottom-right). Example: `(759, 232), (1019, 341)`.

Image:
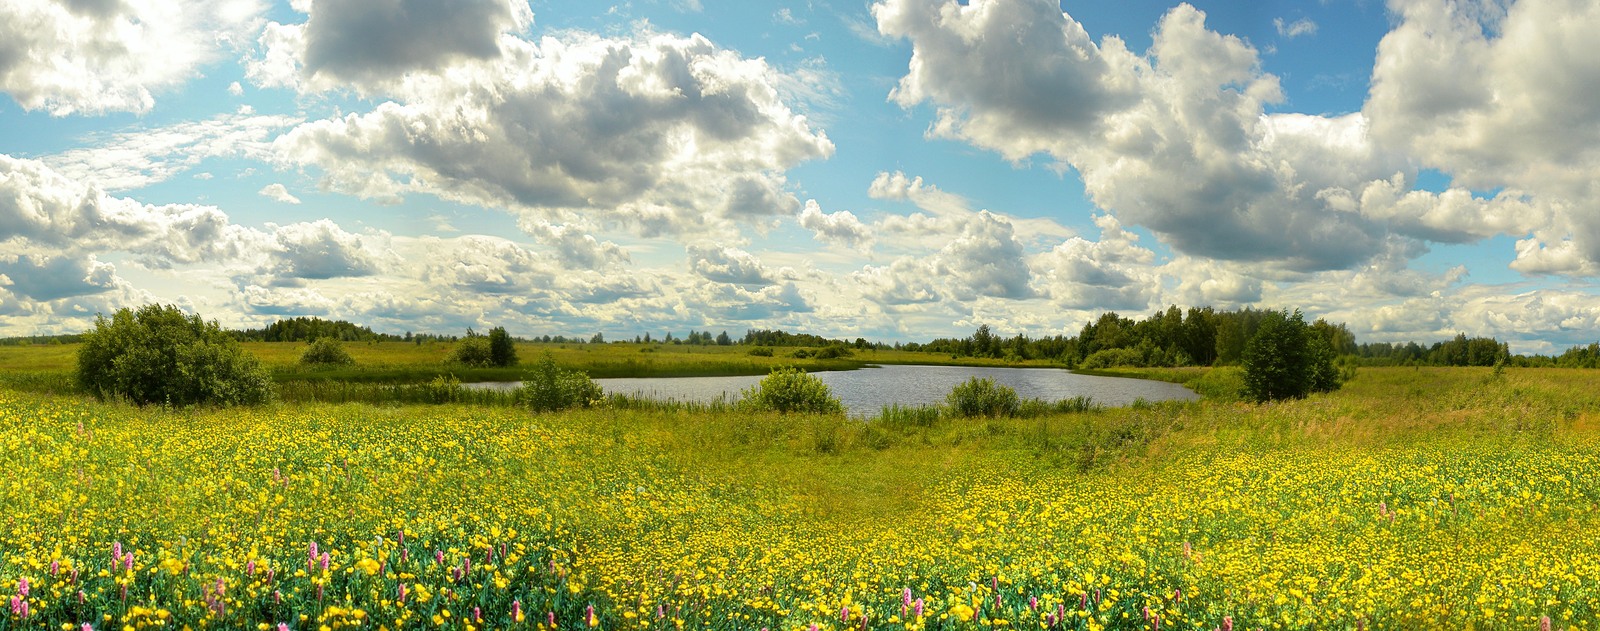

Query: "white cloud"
(798, 200), (873, 250)
(1034, 214), (1158, 310)
(258, 183), (302, 204)
(875, 0), (1418, 271)
(263, 220), (389, 282)
(0, 154), (268, 266)
(272, 29), (833, 239)
(1274, 17), (1318, 38)
(1364, 0), (1600, 274)
(518, 220), (630, 270)
(0, 0), (266, 115)
(934, 211), (1033, 300)
(687, 244), (774, 286)
(43, 113), (300, 191)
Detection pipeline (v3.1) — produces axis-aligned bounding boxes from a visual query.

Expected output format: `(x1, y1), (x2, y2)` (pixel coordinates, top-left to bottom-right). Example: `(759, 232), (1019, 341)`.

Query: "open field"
(0, 342), (1064, 388)
(2, 366), (1599, 629)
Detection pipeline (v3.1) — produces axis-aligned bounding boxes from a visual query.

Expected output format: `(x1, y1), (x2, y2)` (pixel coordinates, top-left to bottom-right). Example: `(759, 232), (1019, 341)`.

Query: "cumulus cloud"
(875, 0), (1440, 271)
(687, 244), (774, 286)
(518, 220), (630, 270)
(852, 257), (945, 306)
(0, 254), (119, 302)
(263, 219), (388, 282)
(797, 200), (873, 250)
(418, 235), (554, 296)
(1035, 214), (1158, 310)
(0, 0), (265, 115)
(271, 29), (832, 239)
(1365, 0), (1600, 274)
(259, 183), (302, 204)
(935, 211), (1033, 300)
(1, 154), (267, 265)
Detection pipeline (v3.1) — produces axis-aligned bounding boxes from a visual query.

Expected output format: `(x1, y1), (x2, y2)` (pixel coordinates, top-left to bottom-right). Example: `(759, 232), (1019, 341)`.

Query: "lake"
(466, 364), (1198, 417)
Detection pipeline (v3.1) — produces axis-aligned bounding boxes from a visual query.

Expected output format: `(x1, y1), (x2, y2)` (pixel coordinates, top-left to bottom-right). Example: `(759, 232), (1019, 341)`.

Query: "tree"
(716, 330), (732, 346)
(590, 332), (605, 344)
(1242, 309), (1343, 402)
(488, 326), (518, 367)
(77, 304), (273, 406)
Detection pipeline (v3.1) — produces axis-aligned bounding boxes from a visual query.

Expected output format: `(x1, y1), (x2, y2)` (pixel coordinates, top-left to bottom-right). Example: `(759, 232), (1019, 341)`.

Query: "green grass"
(3, 366), (1600, 628)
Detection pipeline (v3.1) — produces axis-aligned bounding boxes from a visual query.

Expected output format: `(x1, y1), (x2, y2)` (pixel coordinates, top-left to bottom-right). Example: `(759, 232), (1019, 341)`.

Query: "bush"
(516, 353), (602, 412)
(300, 337), (355, 366)
(945, 377), (1020, 418)
(739, 366), (844, 414)
(488, 326), (518, 367)
(748, 347), (774, 357)
(448, 335), (493, 367)
(77, 304), (273, 406)
(812, 345), (853, 360)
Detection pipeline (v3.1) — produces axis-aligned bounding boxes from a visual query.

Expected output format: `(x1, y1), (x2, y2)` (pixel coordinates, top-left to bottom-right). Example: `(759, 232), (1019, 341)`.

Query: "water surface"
(468, 364), (1197, 417)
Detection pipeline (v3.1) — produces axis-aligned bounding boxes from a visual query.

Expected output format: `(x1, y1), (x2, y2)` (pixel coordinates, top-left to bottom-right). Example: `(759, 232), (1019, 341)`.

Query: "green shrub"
(1078, 347), (1146, 370)
(748, 347), (774, 357)
(76, 304), (273, 406)
(300, 337), (355, 366)
(945, 377), (1020, 418)
(448, 335), (493, 367)
(516, 353), (603, 412)
(812, 345), (853, 360)
(739, 366), (844, 414)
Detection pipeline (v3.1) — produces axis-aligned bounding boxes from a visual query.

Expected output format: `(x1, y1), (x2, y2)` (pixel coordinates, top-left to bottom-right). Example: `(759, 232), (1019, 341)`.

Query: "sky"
(2, 0), (1599, 353)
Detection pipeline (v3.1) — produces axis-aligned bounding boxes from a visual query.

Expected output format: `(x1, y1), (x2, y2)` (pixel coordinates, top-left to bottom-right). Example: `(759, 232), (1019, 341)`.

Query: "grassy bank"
(0, 342), (1066, 391)
(2, 366), (1598, 629)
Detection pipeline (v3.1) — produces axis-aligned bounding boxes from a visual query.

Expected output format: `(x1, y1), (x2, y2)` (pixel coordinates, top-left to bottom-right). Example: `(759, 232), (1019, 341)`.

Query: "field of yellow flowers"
(2, 366), (1599, 630)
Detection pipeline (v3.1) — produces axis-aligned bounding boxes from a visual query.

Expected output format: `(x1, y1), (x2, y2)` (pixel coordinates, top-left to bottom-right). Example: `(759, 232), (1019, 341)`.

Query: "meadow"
(2, 362), (1599, 630)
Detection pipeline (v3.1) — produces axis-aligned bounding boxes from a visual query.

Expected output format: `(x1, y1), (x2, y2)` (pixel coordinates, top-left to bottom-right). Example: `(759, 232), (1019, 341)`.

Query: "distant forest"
(5, 308), (1600, 368)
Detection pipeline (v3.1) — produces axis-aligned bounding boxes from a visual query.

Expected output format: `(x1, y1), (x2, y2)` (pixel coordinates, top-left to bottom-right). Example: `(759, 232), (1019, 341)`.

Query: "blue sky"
(2, 0), (1599, 353)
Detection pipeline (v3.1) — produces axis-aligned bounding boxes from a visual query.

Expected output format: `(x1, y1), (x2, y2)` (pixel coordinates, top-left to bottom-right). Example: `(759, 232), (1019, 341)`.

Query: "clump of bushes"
(748, 347), (774, 357)
(516, 353), (602, 412)
(789, 345), (853, 360)
(739, 366), (844, 414)
(945, 377), (1020, 418)
(300, 337), (355, 366)
(449, 326), (519, 367)
(76, 304), (273, 406)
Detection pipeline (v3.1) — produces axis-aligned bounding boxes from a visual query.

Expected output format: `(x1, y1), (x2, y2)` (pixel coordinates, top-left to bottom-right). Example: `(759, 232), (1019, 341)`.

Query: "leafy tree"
(1243, 309), (1344, 402)
(716, 330), (732, 346)
(487, 326), (518, 367)
(77, 304), (273, 406)
(590, 332), (605, 344)
(738, 367), (844, 414)
(300, 337), (355, 366)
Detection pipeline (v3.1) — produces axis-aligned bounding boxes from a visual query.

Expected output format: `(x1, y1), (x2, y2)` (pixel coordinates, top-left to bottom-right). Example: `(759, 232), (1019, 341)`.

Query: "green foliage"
(488, 326), (518, 367)
(738, 366), (844, 414)
(516, 353), (603, 412)
(299, 337), (355, 366)
(945, 377), (1021, 418)
(76, 304), (273, 406)
(448, 335), (493, 367)
(1243, 309), (1344, 402)
(747, 347), (774, 357)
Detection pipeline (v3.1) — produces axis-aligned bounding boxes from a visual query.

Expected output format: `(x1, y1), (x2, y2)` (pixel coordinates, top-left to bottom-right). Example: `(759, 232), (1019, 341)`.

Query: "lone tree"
(77, 304), (273, 406)
(487, 326), (517, 367)
(1242, 309), (1343, 402)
